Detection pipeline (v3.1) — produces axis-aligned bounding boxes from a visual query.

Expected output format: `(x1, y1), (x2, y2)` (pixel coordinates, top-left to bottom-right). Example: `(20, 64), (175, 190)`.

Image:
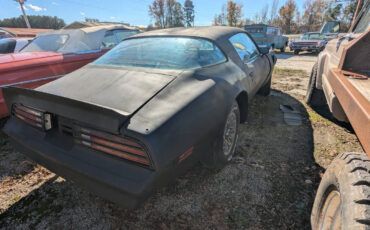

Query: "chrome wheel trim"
(222, 104), (238, 158)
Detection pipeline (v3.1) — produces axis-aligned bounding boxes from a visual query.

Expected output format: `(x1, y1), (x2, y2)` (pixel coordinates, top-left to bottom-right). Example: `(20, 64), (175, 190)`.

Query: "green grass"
(307, 109), (333, 126)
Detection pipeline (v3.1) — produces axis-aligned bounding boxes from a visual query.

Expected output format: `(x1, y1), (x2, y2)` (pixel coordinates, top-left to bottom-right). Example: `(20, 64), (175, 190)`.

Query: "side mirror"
(260, 47), (269, 55)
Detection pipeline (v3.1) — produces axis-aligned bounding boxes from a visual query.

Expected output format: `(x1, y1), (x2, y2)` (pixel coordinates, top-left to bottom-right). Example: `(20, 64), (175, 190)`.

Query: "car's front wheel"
(258, 76), (271, 96)
(202, 101), (240, 169)
(311, 153), (370, 230)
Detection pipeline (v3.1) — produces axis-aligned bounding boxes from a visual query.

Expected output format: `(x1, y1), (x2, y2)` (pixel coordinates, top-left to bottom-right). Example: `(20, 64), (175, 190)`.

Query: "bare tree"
(226, 1), (243, 27)
(261, 4), (269, 24)
(270, 0), (279, 23)
(149, 0), (184, 28)
(149, 0), (166, 28)
(213, 4), (227, 26)
(279, 0), (297, 33)
(302, 0), (327, 32)
(14, 0), (31, 28)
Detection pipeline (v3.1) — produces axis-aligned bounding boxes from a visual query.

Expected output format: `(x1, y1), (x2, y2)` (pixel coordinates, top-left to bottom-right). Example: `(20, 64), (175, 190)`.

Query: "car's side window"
(229, 33), (260, 63)
(101, 31), (117, 49)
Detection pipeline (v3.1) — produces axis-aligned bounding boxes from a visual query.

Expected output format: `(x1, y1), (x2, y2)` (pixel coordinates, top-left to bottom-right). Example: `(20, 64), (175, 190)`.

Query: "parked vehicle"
(306, 1), (369, 229)
(0, 37), (32, 54)
(289, 32), (328, 54)
(3, 26), (276, 208)
(0, 25), (140, 118)
(244, 24), (289, 52)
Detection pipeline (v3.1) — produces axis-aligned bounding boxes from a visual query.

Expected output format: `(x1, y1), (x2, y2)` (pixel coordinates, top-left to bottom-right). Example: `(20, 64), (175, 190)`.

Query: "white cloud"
(110, 16), (116, 20)
(28, 4), (47, 12)
(18, 5), (28, 11)
(80, 12), (85, 16)
(52, 2), (59, 5)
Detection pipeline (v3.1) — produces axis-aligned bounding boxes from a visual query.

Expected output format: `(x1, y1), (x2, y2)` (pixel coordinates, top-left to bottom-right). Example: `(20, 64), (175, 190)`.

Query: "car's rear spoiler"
(3, 87), (129, 134)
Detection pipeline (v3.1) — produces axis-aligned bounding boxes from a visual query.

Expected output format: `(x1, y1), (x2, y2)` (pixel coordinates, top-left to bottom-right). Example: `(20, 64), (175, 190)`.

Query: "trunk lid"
(4, 65), (180, 134)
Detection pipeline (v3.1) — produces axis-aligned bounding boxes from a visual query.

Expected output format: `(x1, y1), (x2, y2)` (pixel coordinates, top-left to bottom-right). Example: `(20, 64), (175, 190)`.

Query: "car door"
(229, 33), (270, 94)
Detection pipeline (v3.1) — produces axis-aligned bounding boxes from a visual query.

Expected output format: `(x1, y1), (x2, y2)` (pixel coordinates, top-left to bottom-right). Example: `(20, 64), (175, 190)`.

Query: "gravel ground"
(0, 54), (363, 229)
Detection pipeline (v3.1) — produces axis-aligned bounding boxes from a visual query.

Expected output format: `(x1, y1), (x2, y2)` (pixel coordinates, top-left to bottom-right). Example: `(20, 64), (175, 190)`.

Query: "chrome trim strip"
(0, 74), (65, 88)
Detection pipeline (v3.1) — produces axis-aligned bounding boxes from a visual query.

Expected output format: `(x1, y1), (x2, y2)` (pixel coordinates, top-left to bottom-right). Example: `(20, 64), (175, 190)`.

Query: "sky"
(0, 0), (309, 27)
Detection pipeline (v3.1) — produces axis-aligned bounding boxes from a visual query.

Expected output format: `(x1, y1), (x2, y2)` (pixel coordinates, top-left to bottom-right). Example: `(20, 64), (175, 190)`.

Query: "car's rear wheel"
(305, 62), (325, 106)
(202, 102), (240, 169)
(258, 76), (271, 96)
(294, 50), (300, 55)
(311, 153), (370, 230)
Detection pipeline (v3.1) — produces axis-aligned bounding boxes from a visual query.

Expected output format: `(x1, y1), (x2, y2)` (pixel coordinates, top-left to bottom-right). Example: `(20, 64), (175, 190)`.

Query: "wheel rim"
(318, 190), (342, 230)
(222, 104), (238, 158)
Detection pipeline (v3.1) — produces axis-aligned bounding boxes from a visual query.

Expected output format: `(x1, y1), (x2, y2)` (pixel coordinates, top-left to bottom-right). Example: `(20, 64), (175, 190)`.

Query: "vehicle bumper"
(3, 117), (159, 209)
(290, 45), (324, 51)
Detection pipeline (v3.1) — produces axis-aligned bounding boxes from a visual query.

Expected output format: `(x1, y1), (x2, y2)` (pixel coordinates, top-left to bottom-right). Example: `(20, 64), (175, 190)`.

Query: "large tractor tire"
(311, 153), (370, 230)
(305, 63), (326, 106)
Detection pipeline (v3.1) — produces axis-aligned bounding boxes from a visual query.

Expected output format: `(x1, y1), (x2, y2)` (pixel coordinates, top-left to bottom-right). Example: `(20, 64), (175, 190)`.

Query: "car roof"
(130, 26), (246, 44)
(31, 25), (139, 53)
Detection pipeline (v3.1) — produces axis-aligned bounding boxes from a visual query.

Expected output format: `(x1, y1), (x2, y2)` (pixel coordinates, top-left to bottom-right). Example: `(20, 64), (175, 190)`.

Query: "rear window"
(93, 37), (226, 70)
(245, 27), (264, 33)
(21, 34), (69, 52)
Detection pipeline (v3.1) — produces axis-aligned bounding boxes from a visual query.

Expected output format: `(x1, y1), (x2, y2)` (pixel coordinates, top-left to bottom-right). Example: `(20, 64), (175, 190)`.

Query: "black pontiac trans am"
(3, 26), (276, 208)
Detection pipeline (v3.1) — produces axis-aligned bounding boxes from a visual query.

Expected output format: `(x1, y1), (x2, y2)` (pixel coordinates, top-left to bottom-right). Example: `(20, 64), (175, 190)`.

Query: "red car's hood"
(0, 52), (63, 72)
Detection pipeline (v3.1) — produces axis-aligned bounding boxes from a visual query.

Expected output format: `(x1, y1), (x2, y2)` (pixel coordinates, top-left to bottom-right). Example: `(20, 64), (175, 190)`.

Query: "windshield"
(320, 21), (340, 34)
(93, 37), (227, 70)
(245, 27), (264, 34)
(21, 34), (69, 52)
(301, 33), (325, 40)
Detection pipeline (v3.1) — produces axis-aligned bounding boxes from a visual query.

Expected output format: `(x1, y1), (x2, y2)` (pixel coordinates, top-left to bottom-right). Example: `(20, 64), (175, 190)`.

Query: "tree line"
(0, 15), (66, 29)
(148, 0), (195, 28)
(212, 0), (357, 34)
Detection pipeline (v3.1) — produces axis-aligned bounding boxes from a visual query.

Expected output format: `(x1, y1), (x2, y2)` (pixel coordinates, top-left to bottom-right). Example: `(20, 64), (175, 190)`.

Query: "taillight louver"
(75, 127), (151, 167)
(12, 104), (52, 130)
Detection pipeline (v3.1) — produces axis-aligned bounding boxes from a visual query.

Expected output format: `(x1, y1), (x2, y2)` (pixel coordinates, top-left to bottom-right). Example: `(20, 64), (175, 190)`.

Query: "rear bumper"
(4, 117), (159, 209)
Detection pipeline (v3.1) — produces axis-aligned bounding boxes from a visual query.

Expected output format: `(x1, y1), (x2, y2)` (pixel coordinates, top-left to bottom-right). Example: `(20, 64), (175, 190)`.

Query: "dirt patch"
(0, 56), (363, 229)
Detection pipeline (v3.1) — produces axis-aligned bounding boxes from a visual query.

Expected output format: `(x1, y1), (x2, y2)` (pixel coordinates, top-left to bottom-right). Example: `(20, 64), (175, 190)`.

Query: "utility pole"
(14, 0), (31, 28)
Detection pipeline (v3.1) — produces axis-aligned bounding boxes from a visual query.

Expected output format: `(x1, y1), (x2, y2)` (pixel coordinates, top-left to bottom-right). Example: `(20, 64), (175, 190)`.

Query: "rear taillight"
(12, 104), (52, 131)
(74, 127), (151, 167)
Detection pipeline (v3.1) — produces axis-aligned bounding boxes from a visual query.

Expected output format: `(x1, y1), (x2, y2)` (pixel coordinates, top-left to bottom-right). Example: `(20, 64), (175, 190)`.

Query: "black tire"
(311, 153), (370, 230)
(258, 75), (271, 96)
(280, 45), (286, 53)
(294, 50), (300, 55)
(305, 63), (325, 106)
(201, 101), (240, 169)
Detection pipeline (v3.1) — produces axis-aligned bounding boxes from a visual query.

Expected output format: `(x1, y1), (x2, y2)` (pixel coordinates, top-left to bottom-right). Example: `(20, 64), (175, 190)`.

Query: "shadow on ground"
(0, 90), (321, 230)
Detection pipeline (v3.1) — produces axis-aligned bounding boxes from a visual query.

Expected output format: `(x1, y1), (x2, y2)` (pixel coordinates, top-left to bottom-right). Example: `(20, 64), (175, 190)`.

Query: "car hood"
(0, 52), (63, 72)
(37, 64), (180, 117)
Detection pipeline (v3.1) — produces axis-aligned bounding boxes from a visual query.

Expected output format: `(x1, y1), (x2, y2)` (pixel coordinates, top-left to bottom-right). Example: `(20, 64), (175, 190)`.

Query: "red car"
(0, 25), (140, 118)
